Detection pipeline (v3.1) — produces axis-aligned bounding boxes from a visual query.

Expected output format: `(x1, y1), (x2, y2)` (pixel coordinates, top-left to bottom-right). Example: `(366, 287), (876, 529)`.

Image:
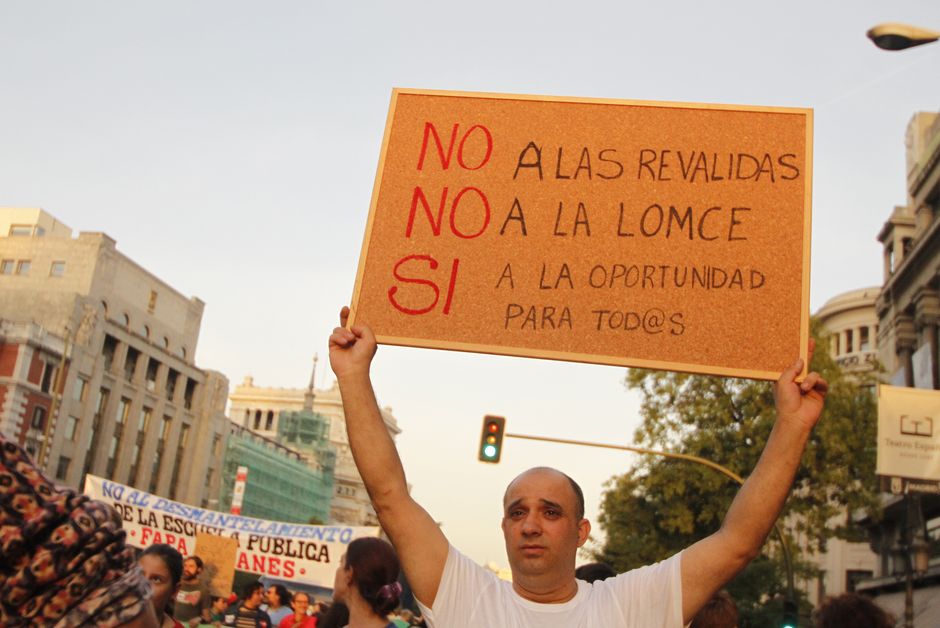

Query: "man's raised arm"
(329, 306), (449, 607)
(680, 345), (829, 623)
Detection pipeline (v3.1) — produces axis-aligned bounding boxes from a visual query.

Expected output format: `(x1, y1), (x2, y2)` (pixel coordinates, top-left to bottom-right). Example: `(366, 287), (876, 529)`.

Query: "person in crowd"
(814, 592), (894, 628)
(176, 555), (210, 626)
(316, 602), (349, 628)
(329, 306), (829, 626)
(689, 590), (738, 628)
(278, 590), (317, 628)
(574, 562), (616, 583)
(265, 584), (292, 625)
(0, 432), (158, 627)
(222, 581), (272, 627)
(139, 544), (184, 628)
(203, 595), (230, 626)
(332, 537), (403, 628)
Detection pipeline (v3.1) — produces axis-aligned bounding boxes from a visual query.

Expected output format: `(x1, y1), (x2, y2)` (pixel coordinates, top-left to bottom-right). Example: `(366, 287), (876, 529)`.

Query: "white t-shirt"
(416, 545), (683, 628)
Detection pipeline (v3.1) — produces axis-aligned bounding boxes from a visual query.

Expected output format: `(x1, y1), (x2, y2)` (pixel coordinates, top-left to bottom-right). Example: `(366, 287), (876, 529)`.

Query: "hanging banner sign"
(877, 385), (940, 494)
(350, 89), (813, 380)
(231, 465), (248, 515)
(84, 475), (379, 587)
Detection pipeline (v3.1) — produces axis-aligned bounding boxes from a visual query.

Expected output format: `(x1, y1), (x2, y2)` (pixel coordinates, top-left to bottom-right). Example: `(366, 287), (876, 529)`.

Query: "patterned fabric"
(0, 434), (152, 626)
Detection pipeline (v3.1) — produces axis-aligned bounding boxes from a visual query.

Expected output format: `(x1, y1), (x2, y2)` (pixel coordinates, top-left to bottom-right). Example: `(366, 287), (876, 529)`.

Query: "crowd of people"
(132, 540), (428, 628)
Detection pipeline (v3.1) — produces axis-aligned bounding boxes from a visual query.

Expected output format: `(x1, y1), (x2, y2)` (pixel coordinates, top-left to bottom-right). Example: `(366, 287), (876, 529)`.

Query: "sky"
(1, 1), (938, 569)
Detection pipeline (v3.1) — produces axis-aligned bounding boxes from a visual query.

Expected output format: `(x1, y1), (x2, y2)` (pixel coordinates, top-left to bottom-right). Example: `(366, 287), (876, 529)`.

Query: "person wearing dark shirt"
(223, 581), (272, 628)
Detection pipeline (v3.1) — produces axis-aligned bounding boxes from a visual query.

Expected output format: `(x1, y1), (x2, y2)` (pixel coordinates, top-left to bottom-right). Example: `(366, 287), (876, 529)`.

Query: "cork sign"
(350, 89), (812, 380)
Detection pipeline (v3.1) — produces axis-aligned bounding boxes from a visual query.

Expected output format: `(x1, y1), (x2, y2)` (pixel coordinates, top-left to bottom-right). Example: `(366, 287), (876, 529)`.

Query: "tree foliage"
(593, 320), (880, 622)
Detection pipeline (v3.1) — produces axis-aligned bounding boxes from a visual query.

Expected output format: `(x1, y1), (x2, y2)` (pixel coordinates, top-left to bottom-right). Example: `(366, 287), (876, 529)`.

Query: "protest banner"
(877, 384), (940, 494)
(84, 475), (380, 588)
(350, 89), (813, 380)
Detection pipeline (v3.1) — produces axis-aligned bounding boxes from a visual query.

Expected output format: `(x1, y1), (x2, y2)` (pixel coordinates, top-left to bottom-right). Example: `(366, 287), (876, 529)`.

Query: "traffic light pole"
(505, 431), (798, 624)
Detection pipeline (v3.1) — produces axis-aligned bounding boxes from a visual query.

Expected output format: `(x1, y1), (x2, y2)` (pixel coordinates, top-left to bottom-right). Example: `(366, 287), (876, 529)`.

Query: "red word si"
(388, 255), (459, 316)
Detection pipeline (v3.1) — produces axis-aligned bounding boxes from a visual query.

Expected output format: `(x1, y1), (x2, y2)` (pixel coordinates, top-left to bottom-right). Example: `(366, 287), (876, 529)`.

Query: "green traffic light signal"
(478, 415), (506, 463)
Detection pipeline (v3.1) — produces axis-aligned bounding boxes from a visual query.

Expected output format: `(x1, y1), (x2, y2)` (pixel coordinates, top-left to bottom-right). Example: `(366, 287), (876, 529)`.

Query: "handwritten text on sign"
(84, 475), (379, 588)
(351, 90), (812, 380)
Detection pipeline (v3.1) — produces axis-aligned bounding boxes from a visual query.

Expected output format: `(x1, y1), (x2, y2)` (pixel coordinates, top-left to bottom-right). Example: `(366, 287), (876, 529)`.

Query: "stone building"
(806, 288), (881, 603)
(229, 365), (401, 526)
(0, 207), (228, 507)
(859, 111), (940, 622)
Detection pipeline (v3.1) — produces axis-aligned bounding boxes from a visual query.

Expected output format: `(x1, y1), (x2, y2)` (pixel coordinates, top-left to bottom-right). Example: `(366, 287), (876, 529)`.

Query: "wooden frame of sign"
(349, 89), (812, 380)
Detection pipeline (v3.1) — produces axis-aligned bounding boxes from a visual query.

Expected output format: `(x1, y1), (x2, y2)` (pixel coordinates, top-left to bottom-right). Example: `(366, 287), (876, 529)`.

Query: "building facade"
(808, 288), (881, 604)
(219, 422), (334, 524)
(229, 371), (402, 526)
(861, 111), (940, 622)
(0, 207), (228, 508)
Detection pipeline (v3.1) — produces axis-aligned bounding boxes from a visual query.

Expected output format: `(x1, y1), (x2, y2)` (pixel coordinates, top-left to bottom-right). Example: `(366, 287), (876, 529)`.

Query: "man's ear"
(576, 518), (591, 547)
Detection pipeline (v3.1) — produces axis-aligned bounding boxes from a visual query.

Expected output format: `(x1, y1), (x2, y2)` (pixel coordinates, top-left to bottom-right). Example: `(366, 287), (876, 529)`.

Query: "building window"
(106, 397), (132, 477)
(265, 410), (274, 431)
(254, 410), (262, 430)
(73, 377), (88, 402)
(49, 261), (66, 277)
(122, 313), (130, 328)
(123, 347), (140, 382)
(56, 456), (71, 480)
(0, 259), (13, 274)
(183, 379), (196, 410)
(165, 369), (179, 402)
(845, 570), (873, 592)
(142, 324), (150, 340)
(128, 407), (152, 485)
(145, 358), (159, 391)
(82, 388), (110, 481)
(859, 327), (870, 352)
(15, 260), (30, 275)
(845, 329), (854, 354)
(150, 415), (173, 493)
(40, 361), (55, 393)
(31, 406), (47, 429)
(64, 415), (79, 440)
(168, 424), (190, 500)
(162, 336), (169, 349)
(102, 334), (118, 372)
(9, 224), (32, 236)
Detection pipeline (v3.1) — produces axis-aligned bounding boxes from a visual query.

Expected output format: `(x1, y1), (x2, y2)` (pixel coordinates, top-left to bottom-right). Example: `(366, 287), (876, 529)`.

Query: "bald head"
(504, 467), (585, 520)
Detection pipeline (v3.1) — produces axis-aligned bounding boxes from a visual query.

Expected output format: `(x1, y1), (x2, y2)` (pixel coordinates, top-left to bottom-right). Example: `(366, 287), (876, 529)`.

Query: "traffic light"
(782, 598), (798, 628)
(478, 415), (506, 463)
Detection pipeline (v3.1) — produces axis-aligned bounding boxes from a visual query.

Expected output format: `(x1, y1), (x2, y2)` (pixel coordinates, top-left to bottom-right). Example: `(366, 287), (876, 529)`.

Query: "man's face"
(501, 468), (590, 580)
(267, 587), (279, 606)
(182, 558), (201, 580)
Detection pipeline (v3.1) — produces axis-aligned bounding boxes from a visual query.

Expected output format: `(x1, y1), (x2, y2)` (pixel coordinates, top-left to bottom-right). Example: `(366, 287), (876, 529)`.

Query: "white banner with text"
(84, 475), (379, 587)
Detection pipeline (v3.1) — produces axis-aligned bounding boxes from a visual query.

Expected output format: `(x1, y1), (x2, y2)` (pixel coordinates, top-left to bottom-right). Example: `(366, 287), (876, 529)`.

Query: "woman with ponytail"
(331, 537), (403, 628)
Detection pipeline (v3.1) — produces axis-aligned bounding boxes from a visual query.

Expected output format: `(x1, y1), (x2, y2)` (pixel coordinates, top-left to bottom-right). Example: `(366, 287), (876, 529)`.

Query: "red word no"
(417, 122), (493, 171)
(406, 186), (491, 239)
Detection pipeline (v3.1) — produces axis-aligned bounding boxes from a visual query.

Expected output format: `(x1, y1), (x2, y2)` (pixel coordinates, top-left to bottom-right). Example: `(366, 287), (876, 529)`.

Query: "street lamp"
(867, 23), (940, 51)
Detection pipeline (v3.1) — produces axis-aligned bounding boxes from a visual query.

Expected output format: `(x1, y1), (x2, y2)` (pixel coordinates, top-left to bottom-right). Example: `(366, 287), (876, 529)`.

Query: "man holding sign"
(329, 306), (827, 627)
